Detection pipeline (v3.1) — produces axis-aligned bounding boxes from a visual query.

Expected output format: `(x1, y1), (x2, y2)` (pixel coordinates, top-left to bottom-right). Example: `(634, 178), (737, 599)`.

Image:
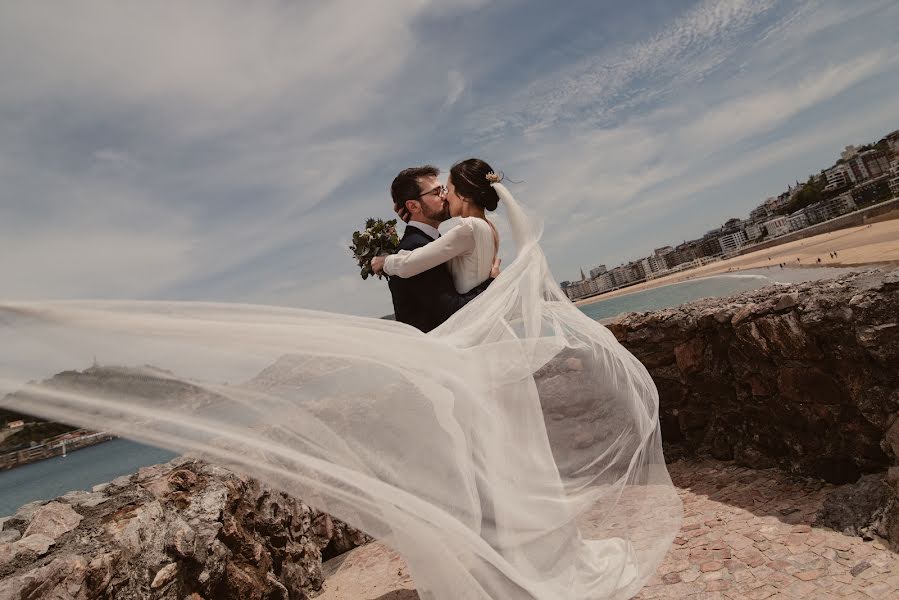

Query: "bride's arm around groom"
(378, 164), (493, 333)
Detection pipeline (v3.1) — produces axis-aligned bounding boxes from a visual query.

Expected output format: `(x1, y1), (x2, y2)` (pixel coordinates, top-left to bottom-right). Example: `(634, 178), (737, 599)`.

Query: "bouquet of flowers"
(350, 218), (400, 280)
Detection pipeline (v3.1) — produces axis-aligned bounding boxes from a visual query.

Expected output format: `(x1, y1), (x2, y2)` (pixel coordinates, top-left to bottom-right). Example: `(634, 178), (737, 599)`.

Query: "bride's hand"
(395, 204), (411, 223)
(490, 257), (501, 279)
(371, 255), (386, 274)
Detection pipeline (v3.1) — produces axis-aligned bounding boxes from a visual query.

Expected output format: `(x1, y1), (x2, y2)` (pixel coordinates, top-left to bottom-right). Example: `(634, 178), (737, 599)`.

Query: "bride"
(0, 159), (682, 599)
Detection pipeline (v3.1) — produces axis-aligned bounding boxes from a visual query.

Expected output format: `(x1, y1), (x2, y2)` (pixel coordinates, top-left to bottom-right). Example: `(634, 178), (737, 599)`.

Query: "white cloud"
(0, 0), (484, 311)
(0, 230), (194, 300)
(0, 0), (897, 317)
(469, 0), (779, 138)
(0, 2), (424, 130)
(469, 1), (899, 274)
(677, 49), (899, 152)
(444, 70), (467, 108)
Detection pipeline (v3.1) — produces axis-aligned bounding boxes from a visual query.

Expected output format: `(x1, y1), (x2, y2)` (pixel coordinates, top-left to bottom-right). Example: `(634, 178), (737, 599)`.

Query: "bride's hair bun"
(449, 158), (501, 211)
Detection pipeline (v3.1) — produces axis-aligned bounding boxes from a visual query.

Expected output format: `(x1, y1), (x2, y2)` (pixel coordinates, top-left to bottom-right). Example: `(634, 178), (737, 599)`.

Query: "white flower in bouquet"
(350, 218), (400, 280)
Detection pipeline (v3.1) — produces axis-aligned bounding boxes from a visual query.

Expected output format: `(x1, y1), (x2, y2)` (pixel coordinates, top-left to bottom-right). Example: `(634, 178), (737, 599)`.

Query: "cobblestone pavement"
(635, 459), (899, 600)
(319, 459), (899, 599)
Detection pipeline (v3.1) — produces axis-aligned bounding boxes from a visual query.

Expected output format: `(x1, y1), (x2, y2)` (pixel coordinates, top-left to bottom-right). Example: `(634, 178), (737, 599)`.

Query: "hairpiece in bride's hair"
(485, 171), (503, 184)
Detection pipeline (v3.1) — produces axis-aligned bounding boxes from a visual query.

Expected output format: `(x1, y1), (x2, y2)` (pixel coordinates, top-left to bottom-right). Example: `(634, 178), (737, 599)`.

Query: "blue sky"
(1, 0), (897, 317)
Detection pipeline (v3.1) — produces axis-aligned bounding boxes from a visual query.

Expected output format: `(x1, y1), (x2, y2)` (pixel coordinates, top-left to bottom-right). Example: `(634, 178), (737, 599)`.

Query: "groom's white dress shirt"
(405, 220), (441, 240)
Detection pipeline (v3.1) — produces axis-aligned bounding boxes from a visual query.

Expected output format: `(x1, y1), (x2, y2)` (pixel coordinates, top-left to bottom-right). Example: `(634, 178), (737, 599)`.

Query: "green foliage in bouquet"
(350, 218), (400, 280)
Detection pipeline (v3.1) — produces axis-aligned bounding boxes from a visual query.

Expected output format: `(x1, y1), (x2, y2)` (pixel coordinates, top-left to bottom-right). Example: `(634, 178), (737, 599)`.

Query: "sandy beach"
(576, 214), (899, 307)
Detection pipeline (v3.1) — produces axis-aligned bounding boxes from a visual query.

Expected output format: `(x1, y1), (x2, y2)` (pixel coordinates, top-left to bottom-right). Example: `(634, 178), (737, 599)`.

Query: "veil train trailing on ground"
(0, 183), (681, 599)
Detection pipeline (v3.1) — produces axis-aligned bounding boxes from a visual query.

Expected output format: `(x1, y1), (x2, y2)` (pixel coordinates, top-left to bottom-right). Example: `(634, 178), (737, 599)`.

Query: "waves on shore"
(699, 273), (769, 281)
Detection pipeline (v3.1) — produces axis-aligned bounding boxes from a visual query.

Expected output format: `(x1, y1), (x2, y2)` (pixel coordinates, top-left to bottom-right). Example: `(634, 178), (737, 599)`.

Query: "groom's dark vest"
(388, 225), (491, 333)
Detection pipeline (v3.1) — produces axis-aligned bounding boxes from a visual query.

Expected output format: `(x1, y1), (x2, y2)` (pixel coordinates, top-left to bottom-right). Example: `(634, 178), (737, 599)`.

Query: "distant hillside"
(0, 365), (223, 454)
(0, 407), (32, 428)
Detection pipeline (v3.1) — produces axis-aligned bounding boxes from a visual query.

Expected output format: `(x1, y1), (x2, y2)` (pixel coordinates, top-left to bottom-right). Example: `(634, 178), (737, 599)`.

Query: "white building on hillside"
(566, 277), (601, 300)
(889, 158), (899, 198)
(750, 205), (769, 222)
(647, 254), (668, 274)
(718, 231), (747, 254)
(597, 272), (614, 292)
(824, 164), (854, 190)
(763, 216), (790, 237)
(807, 193), (857, 223)
(744, 222), (764, 240)
(787, 211), (809, 232)
(829, 193), (857, 215)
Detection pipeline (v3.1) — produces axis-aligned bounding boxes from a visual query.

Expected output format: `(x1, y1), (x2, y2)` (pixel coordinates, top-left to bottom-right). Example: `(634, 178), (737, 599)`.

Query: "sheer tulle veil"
(0, 182), (681, 599)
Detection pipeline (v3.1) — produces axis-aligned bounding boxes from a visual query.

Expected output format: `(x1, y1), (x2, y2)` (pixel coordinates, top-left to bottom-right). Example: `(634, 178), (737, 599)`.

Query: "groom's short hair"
(391, 165), (439, 210)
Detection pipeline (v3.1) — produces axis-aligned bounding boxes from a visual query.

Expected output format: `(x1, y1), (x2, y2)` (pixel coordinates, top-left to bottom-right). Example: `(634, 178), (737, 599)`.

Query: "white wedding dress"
(0, 183), (681, 600)
(384, 216), (497, 293)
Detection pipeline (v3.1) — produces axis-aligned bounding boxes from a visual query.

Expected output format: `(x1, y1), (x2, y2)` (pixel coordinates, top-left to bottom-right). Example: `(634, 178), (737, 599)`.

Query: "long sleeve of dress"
(383, 220), (476, 279)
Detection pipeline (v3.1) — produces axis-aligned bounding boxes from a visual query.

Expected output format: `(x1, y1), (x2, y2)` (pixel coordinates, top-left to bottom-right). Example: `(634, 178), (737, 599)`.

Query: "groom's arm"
(396, 231), (492, 326)
(432, 276), (493, 322)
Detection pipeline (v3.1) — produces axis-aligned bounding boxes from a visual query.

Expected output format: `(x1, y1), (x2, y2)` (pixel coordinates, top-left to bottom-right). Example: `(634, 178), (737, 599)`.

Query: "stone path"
(318, 542), (418, 600)
(636, 460), (899, 600)
(319, 459), (899, 599)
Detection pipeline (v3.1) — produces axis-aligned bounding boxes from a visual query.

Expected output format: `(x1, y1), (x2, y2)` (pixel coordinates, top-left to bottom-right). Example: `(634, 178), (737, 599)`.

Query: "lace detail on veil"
(0, 183), (681, 599)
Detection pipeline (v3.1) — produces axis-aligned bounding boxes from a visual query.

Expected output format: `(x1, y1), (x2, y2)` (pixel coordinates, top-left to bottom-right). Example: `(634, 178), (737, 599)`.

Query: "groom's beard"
(422, 199), (451, 222)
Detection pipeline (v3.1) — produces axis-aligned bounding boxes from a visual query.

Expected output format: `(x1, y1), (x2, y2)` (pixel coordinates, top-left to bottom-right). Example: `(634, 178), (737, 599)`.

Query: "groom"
(387, 165), (492, 333)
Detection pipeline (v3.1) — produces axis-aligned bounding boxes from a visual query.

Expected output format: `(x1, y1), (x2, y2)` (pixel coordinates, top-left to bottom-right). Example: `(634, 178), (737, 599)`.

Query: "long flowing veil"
(0, 183), (681, 599)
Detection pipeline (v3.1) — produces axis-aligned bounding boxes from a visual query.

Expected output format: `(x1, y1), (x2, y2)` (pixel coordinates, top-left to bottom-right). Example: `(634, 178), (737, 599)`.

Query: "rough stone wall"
(0, 458), (370, 599)
(606, 269), (899, 485)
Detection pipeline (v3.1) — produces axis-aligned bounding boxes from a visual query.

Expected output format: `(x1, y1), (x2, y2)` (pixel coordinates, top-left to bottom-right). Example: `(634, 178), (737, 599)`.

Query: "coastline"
(0, 430), (115, 472)
(576, 216), (899, 307)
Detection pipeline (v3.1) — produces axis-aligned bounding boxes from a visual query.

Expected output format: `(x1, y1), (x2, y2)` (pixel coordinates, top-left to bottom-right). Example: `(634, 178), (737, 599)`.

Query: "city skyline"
(2, 1), (899, 317)
(565, 126), (898, 299)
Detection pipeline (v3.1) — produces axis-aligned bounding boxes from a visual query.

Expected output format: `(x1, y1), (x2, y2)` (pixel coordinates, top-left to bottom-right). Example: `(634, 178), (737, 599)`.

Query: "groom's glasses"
(415, 185), (447, 200)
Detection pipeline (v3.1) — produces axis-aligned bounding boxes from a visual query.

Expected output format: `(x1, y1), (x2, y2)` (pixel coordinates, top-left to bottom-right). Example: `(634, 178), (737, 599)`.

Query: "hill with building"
(564, 127), (899, 300)
(0, 365), (226, 467)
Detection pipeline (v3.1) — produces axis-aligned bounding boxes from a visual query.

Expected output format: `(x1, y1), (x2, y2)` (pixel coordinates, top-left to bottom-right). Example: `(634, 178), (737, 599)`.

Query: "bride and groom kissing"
(372, 158), (503, 333)
(0, 156), (681, 599)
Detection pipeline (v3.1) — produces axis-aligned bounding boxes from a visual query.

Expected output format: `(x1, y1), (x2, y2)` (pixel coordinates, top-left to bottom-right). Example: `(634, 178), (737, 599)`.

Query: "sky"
(1, 0), (897, 317)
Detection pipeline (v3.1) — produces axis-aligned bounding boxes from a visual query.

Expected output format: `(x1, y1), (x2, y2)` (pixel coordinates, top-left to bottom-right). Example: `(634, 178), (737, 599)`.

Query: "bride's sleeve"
(384, 220), (475, 278)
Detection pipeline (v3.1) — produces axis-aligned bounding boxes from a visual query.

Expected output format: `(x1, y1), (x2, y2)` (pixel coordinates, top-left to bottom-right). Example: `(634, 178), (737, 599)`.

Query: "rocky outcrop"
(816, 473), (899, 543)
(607, 269), (899, 549)
(0, 458), (370, 599)
(606, 269), (899, 484)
